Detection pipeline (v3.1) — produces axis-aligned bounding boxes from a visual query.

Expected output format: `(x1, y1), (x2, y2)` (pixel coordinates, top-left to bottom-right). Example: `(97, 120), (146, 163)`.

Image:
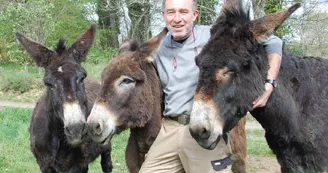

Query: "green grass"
(0, 107), (129, 173)
(246, 128), (274, 157)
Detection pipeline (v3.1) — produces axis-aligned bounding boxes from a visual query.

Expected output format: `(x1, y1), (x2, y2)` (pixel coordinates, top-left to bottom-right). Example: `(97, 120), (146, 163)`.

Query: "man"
(139, 0), (282, 172)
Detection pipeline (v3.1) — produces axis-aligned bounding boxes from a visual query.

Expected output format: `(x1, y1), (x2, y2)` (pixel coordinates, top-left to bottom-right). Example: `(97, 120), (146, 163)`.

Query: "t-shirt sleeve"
(263, 35), (283, 56)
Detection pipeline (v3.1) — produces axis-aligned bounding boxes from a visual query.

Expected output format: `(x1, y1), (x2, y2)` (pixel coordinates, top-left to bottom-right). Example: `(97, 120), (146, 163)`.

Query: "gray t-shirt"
(155, 25), (282, 117)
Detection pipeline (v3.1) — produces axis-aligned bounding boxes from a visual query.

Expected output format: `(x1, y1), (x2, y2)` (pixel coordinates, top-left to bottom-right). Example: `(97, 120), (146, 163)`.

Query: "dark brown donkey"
(87, 28), (166, 173)
(16, 25), (112, 173)
(190, 1), (328, 172)
(87, 27), (246, 173)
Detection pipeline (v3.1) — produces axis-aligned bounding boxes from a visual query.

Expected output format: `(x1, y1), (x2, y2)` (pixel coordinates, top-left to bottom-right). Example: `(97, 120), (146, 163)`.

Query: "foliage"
(197, 0), (219, 25)
(284, 43), (305, 57)
(0, 0), (95, 65)
(0, 70), (42, 93)
(265, 0), (292, 39)
(97, 0), (120, 48)
(0, 0), (55, 64)
(295, 11), (328, 57)
(88, 46), (117, 64)
(126, 0), (152, 42)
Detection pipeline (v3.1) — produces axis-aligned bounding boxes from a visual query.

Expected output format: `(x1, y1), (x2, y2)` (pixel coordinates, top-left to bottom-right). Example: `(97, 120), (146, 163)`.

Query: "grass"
(0, 107), (129, 173)
(246, 129), (274, 157)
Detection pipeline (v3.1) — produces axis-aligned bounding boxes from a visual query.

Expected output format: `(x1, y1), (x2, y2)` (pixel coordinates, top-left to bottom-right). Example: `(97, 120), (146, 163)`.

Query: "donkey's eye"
(120, 78), (134, 85)
(224, 69), (235, 75)
(118, 76), (135, 89)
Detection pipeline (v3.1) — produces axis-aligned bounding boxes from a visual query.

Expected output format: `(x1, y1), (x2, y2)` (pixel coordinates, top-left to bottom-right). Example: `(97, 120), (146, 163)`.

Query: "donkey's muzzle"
(64, 123), (88, 146)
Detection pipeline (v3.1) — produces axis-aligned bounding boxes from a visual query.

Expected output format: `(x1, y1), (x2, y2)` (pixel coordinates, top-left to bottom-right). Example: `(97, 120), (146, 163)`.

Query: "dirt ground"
(246, 156), (280, 173)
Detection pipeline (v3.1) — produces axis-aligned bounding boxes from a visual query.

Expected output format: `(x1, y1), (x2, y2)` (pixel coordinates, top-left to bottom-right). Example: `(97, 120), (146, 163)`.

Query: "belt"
(167, 114), (190, 125)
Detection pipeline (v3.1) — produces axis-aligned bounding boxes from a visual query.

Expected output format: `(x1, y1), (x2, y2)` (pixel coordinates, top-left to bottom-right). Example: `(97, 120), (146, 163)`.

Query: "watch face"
(266, 79), (277, 88)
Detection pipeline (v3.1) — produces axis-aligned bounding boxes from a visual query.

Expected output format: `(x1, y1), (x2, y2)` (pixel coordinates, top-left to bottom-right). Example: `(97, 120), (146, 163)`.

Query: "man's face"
(162, 0), (199, 41)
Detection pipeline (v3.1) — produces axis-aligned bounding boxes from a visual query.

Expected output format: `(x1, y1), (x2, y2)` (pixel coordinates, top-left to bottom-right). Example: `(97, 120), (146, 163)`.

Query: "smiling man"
(138, 0), (283, 173)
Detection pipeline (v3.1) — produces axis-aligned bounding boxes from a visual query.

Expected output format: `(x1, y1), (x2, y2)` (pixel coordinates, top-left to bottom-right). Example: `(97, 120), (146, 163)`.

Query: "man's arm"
(253, 35), (282, 108)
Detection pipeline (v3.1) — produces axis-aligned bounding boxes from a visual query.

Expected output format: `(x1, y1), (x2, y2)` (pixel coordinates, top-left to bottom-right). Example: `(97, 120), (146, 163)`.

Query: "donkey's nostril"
(94, 123), (102, 135)
(200, 127), (210, 140)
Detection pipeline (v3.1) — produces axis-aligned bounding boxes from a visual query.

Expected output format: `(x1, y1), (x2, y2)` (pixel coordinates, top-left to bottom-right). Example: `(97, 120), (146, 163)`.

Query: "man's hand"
(252, 83), (274, 108)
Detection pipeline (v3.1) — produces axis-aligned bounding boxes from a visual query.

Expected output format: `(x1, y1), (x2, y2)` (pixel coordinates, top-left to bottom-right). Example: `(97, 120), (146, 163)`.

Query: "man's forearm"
(267, 53), (282, 80)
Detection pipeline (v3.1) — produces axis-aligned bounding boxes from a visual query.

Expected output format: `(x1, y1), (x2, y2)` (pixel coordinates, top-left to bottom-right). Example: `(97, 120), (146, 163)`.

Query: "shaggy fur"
(87, 29), (167, 173)
(194, 1), (328, 172)
(16, 25), (112, 173)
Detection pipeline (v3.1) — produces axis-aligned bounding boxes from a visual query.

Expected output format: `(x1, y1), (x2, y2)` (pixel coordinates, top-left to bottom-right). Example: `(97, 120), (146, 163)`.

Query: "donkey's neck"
(250, 88), (323, 172)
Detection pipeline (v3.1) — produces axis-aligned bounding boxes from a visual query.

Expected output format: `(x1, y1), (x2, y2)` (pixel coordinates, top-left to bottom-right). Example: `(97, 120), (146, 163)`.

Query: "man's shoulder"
(194, 25), (211, 43)
(194, 25), (211, 32)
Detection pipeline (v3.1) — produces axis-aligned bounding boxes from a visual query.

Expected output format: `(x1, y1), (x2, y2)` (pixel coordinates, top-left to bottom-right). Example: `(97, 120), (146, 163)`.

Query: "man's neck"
(172, 32), (192, 44)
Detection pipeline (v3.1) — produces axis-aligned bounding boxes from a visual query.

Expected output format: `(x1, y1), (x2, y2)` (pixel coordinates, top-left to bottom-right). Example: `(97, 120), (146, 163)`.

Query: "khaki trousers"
(139, 118), (233, 173)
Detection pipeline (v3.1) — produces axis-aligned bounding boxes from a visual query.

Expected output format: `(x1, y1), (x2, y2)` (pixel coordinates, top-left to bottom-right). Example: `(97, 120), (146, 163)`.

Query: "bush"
(88, 46), (118, 64)
(0, 71), (42, 93)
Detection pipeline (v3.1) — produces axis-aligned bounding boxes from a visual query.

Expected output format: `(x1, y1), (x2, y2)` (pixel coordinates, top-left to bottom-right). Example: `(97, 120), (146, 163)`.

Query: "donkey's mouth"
(99, 129), (114, 146)
(200, 136), (221, 150)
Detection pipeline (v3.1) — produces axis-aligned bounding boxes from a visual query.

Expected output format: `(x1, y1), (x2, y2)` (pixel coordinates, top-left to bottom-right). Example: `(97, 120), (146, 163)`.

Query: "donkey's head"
(189, 1), (300, 149)
(16, 25), (96, 146)
(87, 28), (168, 145)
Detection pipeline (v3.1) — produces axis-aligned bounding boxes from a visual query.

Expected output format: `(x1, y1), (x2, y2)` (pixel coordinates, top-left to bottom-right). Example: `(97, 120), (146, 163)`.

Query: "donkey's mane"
(128, 40), (139, 51)
(119, 40), (140, 54)
(55, 39), (66, 55)
(210, 5), (250, 36)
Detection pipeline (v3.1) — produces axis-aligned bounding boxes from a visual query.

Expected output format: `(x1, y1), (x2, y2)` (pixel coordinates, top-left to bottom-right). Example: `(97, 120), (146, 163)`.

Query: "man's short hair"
(162, 0), (198, 12)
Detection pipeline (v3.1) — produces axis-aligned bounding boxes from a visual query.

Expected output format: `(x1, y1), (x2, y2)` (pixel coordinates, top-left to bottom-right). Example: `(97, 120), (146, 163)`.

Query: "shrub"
(87, 46), (118, 65)
(0, 71), (42, 93)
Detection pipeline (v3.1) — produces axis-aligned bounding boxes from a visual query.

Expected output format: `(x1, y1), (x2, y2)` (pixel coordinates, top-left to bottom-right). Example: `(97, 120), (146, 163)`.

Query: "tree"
(294, 3), (328, 57)
(252, 0), (266, 19)
(126, 0), (151, 42)
(97, 0), (120, 48)
(197, 0), (219, 25)
(0, 0), (93, 64)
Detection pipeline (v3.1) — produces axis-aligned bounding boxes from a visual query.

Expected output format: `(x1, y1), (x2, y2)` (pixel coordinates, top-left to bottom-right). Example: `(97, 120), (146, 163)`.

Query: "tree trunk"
(252, 0), (266, 19)
(197, 0), (218, 25)
(126, 0), (151, 42)
(97, 0), (120, 48)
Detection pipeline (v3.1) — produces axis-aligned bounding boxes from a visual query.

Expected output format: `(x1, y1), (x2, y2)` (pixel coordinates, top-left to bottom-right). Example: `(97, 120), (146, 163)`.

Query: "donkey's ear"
(69, 24), (96, 63)
(15, 32), (54, 67)
(248, 3), (300, 42)
(137, 27), (168, 62)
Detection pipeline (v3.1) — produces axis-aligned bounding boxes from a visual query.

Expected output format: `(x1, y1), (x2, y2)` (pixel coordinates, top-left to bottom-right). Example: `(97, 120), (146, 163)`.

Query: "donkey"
(86, 28), (166, 173)
(16, 25), (112, 173)
(189, 1), (328, 172)
(87, 27), (247, 173)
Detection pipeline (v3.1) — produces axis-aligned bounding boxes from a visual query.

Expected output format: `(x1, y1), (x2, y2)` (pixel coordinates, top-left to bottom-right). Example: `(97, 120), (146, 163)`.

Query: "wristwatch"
(265, 79), (277, 88)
